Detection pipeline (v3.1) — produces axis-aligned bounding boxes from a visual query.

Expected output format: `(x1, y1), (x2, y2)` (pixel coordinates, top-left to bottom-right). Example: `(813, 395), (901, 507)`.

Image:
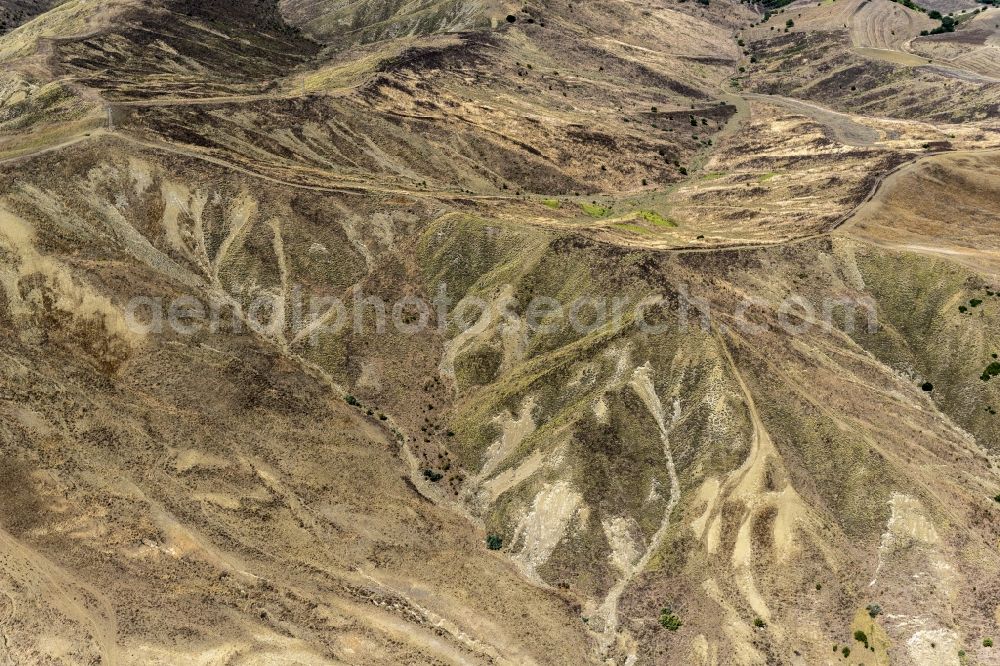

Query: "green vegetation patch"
(542, 198), (561, 209)
(637, 210), (677, 228)
(581, 202), (611, 217)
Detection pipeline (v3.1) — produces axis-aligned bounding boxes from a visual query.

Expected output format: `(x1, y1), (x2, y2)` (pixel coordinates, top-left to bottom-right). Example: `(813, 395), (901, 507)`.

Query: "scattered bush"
(842, 646), (851, 657)
(867, 604), (883, 618)
(345, 395), (360, 407)
(486, 534), (503, 550)
(754, 618), (766, 628)
(922, 382), (934, 392)
(854, 630), (869, 649)
(984, 638), (993, 647)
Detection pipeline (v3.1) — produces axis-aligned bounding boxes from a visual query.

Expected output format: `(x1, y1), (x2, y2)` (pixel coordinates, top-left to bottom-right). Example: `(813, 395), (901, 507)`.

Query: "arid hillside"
(1, 0), (999, 664)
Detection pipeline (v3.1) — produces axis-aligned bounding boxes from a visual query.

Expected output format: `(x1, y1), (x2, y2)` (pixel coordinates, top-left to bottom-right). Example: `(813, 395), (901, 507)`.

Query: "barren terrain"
(0, 0), (999, 664)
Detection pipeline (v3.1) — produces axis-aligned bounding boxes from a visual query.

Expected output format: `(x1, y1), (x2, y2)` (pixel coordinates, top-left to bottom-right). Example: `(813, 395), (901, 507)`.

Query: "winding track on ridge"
(0, 92), (998, 253)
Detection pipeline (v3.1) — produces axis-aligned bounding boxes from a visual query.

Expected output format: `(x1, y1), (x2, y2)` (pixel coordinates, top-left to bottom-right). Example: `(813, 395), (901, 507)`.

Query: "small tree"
(486, 534), (503, 550)
(786, 19), (795, 27)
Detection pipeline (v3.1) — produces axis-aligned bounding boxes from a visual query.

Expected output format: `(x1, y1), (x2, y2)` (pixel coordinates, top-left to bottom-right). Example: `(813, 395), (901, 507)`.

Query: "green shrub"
(854, 630), (869, 649)
(345, 395), (360, 407)
(985, 638), (994, 647)
(842, 646), (850, 657)
(659, 607), (682, 631)
(486, 534), (503, 550)
(867, 604), (883, 618)
(754, 618), (766, 628)
(981, 362), (1000, 381)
